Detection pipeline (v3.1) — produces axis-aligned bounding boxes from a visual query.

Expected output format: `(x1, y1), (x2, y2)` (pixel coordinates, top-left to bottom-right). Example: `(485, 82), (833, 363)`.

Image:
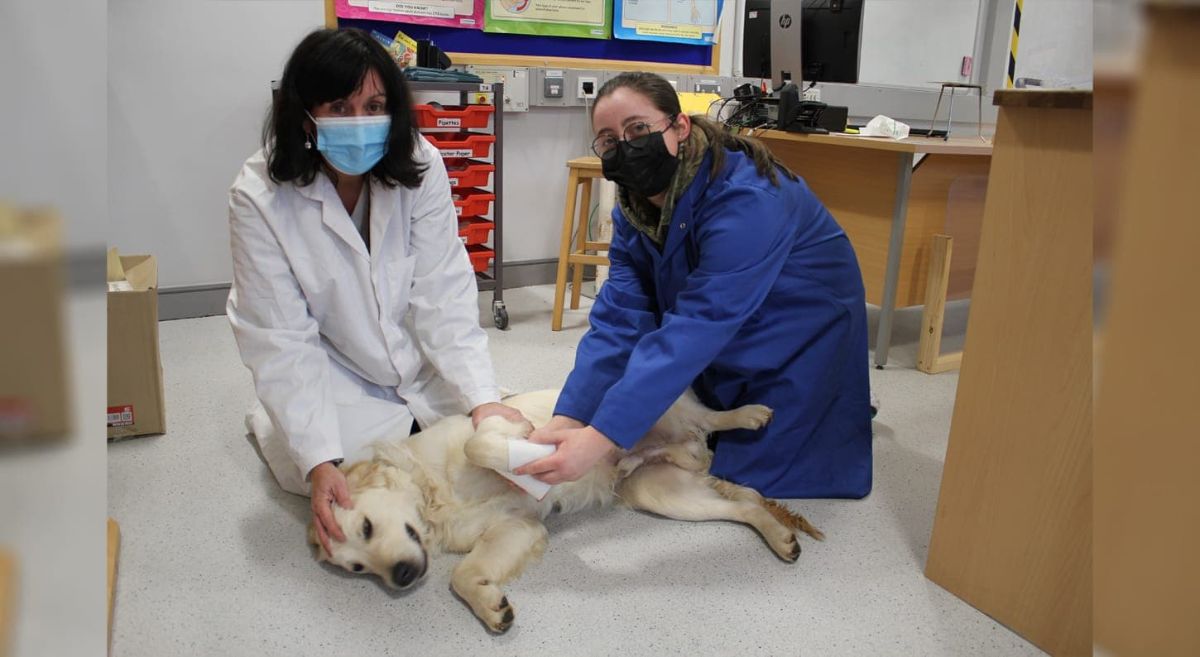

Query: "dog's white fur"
(309, 389), (823, 633)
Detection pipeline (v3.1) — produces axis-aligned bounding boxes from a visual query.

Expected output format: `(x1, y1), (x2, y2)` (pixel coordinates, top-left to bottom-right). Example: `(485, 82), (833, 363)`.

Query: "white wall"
(1, 0), (107, 250)
(110, 0), (1090, 291)
(108, 0), (325, 289)
(1012, 0), (1094, 88)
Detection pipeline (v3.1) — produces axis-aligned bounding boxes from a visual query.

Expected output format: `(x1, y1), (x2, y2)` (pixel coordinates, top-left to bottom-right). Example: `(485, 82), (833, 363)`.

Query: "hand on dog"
(518, 421), (617, 484)
(470, 401), (526, 429)
(309, 461), (353, 556)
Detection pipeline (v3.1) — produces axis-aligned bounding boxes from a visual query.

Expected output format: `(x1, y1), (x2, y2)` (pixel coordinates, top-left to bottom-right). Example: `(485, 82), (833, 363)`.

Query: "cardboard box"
(0, 206), (70, 441)
(107, 253), (165, 438)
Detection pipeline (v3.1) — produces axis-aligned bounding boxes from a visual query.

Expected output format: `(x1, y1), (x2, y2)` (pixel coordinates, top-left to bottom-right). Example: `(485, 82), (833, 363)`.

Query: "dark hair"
(593, 71), (798, 186)
(264, 28), (425, 188)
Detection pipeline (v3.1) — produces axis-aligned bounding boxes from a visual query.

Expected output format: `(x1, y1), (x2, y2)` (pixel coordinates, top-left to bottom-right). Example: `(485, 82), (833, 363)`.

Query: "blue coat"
(555, 147), (872, 499)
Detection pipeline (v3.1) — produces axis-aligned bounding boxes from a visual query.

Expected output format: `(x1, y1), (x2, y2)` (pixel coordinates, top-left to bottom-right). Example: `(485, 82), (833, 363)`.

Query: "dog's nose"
(392, 561), (420, 588)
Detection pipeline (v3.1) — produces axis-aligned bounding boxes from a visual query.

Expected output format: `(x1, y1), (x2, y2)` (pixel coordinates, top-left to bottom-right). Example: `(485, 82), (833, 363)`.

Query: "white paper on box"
(498, 438), (556, 500)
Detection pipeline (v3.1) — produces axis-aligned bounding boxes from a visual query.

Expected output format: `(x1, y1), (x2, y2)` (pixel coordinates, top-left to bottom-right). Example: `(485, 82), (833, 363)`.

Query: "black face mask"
(601, 131), (679, 198)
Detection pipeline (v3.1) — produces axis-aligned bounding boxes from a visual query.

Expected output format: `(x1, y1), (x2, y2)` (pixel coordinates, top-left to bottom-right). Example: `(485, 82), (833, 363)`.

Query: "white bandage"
(498, 438), (556, 500)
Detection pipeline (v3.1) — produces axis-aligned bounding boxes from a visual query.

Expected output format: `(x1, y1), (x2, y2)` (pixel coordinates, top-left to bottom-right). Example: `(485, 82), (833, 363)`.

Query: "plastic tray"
(444, 159), (495, 188)
(457, 218), (495, 246)
(412, 104), (494, 130)
(451, 188), (496, 219)
(425, 132), (495, 159)
(466, 245), (495, 273)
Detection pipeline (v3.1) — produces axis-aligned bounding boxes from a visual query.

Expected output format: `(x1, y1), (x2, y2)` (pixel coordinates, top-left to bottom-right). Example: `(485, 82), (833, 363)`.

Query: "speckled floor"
(107, 284), (1043, 657)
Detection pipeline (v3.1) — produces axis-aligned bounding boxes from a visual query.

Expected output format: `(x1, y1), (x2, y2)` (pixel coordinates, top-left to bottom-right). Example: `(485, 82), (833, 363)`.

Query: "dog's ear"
(343, 459), (385, 490)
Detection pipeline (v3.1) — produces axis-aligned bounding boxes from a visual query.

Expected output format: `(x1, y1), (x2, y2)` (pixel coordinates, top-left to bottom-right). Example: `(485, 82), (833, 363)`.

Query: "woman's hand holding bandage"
(516, 416), (618, 484)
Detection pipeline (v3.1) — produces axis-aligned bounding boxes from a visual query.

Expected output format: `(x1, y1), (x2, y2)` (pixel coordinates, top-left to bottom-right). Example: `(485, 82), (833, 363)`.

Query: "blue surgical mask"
(307, 112), (391, 176)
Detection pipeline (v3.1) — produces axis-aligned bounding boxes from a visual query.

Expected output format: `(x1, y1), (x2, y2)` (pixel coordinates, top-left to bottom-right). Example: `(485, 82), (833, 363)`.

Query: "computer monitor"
(768, 0), (804, 90)
(745, 0), (863, 87)
(801, 0), (863, 84)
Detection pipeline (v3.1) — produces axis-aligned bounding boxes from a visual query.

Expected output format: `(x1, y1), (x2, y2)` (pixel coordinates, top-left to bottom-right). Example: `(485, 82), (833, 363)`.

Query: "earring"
(304, 136), (313, 150)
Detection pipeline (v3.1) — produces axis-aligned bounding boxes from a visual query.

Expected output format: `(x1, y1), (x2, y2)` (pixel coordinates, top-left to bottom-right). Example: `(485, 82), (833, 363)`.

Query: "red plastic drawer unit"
(451, 188), (496, 219)
(457, 218), (495, 246)
(412, 104), (494, 130)
(467, 245), (495, 273)
(443, 159), (495, 188)
(425, 132), (495, 159)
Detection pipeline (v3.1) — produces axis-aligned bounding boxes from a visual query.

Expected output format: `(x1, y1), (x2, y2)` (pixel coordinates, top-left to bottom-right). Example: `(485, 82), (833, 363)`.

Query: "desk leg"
(874, 152), (914, 369)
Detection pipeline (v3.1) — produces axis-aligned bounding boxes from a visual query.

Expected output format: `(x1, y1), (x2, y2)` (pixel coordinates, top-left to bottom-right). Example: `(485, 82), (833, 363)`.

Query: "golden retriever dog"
(308, 389), (824, 633)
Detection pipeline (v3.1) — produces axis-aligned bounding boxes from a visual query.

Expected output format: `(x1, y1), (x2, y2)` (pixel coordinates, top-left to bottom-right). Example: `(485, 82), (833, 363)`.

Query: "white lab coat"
(227, 135), (499, 495)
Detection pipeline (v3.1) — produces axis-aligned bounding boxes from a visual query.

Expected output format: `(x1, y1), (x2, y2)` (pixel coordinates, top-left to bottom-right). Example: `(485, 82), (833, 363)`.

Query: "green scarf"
(617, 126), (710, 246)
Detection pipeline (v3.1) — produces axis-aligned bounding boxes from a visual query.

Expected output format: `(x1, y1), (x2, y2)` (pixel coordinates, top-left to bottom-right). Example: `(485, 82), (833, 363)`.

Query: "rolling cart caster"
(492, 300), (509, 330)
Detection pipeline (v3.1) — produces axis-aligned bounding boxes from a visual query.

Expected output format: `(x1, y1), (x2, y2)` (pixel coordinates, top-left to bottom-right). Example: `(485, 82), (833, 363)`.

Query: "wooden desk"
(1094, 6), (1200, 656)
(924, 89), (1093, 656)
(750, 130), (993, 368)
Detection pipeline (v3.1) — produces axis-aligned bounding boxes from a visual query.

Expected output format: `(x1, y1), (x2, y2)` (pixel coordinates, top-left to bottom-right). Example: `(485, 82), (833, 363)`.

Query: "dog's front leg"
(450, 516), (548, 634)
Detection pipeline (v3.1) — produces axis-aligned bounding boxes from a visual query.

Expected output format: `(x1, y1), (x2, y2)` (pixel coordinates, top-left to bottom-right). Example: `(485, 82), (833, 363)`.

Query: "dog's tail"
(709, 478), (825, 541)
(761, 498), (825, 541)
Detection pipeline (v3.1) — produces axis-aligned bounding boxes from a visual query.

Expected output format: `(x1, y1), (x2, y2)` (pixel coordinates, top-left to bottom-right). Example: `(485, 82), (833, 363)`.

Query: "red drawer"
(444, 159), (495, 188)
(466, 245), (495, 273)
(451, 188), (495, 219)
(412, 104), (494, 130)
(425, 132), (495, 159)
(457, 218), (494, 246)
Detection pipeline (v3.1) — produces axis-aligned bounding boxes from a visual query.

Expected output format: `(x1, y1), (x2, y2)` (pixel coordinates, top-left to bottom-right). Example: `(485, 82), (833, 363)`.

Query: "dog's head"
(307, 445), (431, 590)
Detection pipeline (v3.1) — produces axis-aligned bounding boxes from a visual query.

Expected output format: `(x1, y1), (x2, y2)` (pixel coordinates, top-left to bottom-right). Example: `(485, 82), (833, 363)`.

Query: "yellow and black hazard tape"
(1007, 0), (1023, 88)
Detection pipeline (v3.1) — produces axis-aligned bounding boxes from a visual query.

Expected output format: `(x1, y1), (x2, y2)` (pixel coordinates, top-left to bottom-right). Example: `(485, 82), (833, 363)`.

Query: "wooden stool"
(552, 156), (610, 331)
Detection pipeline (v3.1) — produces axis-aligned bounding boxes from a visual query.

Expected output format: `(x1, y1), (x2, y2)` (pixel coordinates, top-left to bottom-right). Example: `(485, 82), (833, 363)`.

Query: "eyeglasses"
(591, 116), (676, 160)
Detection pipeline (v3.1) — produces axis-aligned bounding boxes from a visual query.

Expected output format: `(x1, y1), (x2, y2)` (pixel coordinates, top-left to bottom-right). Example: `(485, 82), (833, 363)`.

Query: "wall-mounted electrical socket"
(544, 71), (564, 99)
(577, 76), (598, 99)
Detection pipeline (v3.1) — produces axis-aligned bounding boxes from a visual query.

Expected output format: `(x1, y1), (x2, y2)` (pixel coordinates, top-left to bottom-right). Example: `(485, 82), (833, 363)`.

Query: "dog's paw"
(482, 593), (516, 634)
(768, 532), (801, 564)
(454, 578), (516, 634)
(735, 405), (774, 430)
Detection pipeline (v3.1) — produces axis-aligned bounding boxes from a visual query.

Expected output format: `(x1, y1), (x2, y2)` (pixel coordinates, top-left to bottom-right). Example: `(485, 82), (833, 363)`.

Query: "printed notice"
(336, 0), (483, 29)
(615, 0), (723, 45)
(484, 0), (611, 39)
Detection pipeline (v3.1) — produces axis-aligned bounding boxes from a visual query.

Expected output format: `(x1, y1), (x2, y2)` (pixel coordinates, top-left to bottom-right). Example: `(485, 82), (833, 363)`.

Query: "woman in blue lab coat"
(515, 72), (872, 499)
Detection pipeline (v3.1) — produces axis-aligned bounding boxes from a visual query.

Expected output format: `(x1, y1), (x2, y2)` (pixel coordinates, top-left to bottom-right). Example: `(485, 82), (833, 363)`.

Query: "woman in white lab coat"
(227, 28), (520, 554)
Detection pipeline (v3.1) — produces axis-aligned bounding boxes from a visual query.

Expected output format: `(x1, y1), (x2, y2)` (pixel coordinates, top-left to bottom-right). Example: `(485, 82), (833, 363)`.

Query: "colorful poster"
(335, 0), (484, 30)
(484, 0), (612, 40)
(613, 0), (723, 45)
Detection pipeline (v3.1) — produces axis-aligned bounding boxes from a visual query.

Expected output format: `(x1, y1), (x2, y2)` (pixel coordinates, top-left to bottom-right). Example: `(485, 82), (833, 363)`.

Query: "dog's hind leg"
(708, 479), (824, 541)
(450, 516), (548, 634)
(617, 464), (803, 563)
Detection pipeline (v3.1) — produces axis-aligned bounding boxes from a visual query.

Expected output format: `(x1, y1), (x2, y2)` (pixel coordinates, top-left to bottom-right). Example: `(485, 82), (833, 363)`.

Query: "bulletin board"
(325, 0), (720, 73)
